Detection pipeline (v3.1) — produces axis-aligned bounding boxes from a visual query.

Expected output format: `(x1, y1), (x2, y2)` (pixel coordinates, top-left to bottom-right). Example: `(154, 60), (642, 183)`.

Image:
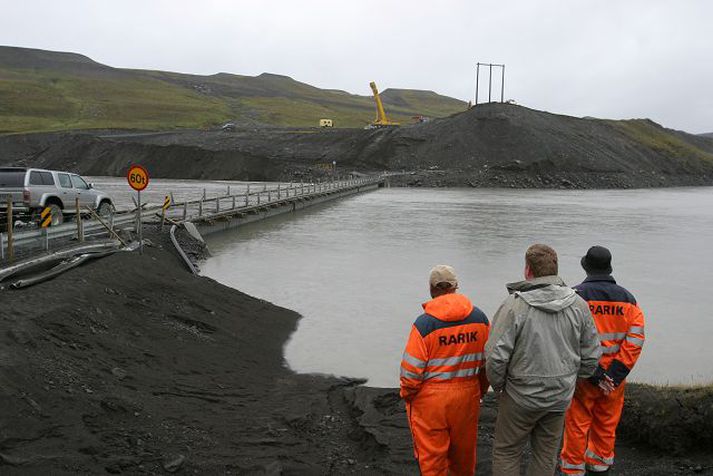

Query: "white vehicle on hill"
(0, 167), (115, 226)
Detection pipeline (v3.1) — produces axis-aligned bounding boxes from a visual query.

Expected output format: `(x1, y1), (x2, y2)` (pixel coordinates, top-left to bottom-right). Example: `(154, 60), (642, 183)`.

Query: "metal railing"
(1, 176), (381, 264)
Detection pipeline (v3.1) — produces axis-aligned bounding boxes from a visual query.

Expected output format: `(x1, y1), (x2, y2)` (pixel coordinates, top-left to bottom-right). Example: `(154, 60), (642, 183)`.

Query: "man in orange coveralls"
(560, 246), (646, 475)
(400, 264), (490, 475)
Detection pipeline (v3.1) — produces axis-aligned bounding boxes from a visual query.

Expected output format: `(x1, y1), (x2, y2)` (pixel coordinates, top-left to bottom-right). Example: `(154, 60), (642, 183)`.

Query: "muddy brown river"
(202, 187), (713, 387)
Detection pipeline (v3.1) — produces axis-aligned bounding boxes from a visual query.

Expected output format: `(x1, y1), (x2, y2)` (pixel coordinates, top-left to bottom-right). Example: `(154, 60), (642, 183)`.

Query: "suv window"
(0, 170), (26, 187)
(58, 173), (72, 189)
(30, 171), (55, 186)
(71, 175), (89, 190)
(29, 171), (43, 185)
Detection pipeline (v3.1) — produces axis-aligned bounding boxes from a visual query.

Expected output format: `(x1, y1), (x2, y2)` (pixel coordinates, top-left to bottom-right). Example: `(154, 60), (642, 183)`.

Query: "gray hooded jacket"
(485, 275), (601, 411)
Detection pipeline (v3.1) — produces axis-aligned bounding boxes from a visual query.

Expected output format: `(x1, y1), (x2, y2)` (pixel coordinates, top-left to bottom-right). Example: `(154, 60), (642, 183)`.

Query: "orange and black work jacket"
(575, 275), (645, 387)
(400, 293), (490, 401)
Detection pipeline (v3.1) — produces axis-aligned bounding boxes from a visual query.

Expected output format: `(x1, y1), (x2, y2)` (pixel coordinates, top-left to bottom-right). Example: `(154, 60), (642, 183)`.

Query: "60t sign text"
(127, 165), (149, 192)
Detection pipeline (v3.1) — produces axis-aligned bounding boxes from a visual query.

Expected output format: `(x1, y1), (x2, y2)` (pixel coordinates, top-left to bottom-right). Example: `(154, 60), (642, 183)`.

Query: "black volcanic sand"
(1, 238), (713, 474)
(3, 103), (713, 189)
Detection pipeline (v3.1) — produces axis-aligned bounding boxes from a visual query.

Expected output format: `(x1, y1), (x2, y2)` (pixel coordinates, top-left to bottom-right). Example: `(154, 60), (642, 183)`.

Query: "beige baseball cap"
(429, 265), (458, 288)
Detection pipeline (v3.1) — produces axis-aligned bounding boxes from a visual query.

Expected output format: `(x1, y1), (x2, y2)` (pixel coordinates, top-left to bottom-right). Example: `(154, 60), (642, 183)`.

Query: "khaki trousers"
(492, 391), (566, 476)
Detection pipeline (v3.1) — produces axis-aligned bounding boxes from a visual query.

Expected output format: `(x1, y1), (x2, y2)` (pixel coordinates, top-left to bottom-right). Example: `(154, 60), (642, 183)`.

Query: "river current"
(202, 187), (713, 387)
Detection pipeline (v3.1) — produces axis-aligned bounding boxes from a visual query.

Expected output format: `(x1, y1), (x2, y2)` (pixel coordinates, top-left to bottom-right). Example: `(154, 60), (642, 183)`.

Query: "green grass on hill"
(0, 66), (464, 132)
(381, 89), (467, 119)
(237, 96), (367, 128)
(237, 95), (449, 128)
(610, 119), (713, 162)
(0, 68), (230, 133)
(0, 46), (467, 133)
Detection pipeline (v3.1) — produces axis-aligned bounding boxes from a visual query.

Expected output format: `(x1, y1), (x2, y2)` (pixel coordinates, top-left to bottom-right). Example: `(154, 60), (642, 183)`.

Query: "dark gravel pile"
(0, 239), (387, 474)
(2, 103), (713, 188)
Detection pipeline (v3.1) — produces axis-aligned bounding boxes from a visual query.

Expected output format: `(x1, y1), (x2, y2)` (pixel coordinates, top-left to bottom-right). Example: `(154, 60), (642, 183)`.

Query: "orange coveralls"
(400, 293), (490, 476)
(560, 276), (645, 475)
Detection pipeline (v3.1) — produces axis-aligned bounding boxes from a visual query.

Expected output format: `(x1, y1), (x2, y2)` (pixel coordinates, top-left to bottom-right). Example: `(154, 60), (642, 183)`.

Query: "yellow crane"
(369, 81), (399, 128)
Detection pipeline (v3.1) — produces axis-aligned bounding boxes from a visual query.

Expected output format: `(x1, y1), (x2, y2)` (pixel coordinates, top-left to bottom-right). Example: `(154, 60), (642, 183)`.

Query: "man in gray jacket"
(485, 244), (601, 476)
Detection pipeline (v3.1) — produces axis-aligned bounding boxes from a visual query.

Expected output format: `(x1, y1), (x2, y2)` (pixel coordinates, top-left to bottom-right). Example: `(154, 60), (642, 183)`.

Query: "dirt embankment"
(2, 235), (713, 474)
(3, 103), (713, 189)
(0, 236), (392, 475)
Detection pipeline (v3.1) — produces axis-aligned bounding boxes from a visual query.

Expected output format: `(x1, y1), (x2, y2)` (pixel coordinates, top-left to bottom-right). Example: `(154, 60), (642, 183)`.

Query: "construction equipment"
(368, 82), (399, 128)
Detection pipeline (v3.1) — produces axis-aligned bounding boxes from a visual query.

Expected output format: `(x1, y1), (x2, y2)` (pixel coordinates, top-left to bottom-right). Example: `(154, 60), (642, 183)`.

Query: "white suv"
(0, 167), (114, 226)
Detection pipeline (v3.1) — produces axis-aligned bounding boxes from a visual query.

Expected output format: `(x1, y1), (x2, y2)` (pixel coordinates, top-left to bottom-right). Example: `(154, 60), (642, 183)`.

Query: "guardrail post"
(232, 195), (236, 209)
(268, 190), (272, 202)
(183, 202), (188, 221)
(76, 198), (84, 243)
(227, 185), (231, 196)
(44, 227), (49, 251)
(199, 199), (203, 217)
(202, 188), (206, 200)
(257, 192), (261, 205)
(6, 199), (13, 263)
(216, 196), (220, 213)
(277, 183), (281, 199)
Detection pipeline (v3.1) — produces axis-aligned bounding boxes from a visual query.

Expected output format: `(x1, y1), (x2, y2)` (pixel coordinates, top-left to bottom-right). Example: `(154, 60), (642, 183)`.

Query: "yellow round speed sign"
(127, 165), (149, 191)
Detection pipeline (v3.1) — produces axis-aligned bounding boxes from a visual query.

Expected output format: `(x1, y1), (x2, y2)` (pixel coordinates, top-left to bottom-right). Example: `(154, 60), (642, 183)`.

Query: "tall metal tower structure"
(474, 62), (505, 106)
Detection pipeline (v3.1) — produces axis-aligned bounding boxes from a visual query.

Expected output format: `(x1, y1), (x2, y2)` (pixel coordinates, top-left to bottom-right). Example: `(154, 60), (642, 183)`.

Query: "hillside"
(2, 102), (713, 189)
(0, 46), (466, 133)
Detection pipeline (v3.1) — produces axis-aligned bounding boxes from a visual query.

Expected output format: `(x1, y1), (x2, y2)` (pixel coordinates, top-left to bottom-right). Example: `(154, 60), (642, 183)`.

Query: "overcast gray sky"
(1, 0), (711, 132)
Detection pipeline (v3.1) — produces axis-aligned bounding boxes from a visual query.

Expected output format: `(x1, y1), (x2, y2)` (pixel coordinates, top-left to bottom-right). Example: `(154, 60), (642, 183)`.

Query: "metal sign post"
(137, 190), (142, 253)
(127, 165), (150, 255)
(40, 206), (52, 251)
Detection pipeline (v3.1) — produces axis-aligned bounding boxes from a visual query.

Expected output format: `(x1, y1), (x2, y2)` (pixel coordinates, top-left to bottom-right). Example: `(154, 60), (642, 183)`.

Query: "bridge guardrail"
(1, 176), (383, 264)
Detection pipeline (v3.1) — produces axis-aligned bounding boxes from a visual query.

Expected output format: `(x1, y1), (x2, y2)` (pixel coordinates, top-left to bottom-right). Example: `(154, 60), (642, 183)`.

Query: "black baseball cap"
(581, 245), (613, 275)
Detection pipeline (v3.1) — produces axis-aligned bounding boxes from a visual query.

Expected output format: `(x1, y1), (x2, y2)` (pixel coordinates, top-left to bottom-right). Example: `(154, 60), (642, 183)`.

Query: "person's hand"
(598, 374), (615, 395)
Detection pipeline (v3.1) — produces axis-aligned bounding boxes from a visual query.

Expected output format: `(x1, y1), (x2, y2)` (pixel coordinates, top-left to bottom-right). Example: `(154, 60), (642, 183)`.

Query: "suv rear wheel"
(97, 201), (115, 219)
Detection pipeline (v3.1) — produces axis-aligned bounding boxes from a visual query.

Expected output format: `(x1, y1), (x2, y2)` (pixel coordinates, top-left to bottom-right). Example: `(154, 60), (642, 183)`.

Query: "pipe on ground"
(170, 224), (199, 275)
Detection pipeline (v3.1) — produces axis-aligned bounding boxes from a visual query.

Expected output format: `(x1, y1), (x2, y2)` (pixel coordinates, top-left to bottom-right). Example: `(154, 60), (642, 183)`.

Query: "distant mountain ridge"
(0, 45), (466, 133)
